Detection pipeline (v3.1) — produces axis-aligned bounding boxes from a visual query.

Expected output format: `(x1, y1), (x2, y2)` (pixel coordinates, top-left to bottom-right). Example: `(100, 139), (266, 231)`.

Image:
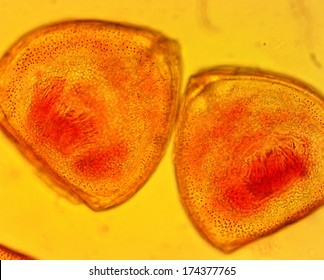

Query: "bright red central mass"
(27, 77), (98, 155)
(225, 143), (308, 212)
(246, 146), (307, 199)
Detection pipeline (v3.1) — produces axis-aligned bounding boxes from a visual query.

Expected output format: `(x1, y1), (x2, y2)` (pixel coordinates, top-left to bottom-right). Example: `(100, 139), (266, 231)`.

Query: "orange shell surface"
(0, 244), (33, 260)
(174, 67), (324, 252)
(0, 21), (180, 210)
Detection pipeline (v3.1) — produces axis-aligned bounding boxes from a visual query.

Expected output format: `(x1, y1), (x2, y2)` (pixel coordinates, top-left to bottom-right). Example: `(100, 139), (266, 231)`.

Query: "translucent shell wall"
(174, 67), (324, 252)
(0, 21), (180, 210)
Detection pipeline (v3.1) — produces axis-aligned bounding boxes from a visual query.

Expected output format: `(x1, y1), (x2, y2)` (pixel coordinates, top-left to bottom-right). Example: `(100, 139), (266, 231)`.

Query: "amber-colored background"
(0, 0), (323, 259)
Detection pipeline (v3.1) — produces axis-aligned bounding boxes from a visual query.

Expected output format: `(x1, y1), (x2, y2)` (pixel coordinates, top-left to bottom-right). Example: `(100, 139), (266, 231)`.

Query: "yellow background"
(0, 0), (323, 259)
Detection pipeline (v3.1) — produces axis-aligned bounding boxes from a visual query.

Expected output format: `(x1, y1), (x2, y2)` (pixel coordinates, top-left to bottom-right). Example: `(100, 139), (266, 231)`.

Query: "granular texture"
(0, 21), (180, 210)
(174, 66), (323, 252)
(0, 244), (32, 260)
